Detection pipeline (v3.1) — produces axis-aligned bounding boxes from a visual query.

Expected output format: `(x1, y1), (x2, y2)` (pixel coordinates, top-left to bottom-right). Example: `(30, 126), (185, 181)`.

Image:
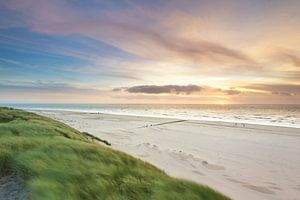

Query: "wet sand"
(35, 110), (300, 200)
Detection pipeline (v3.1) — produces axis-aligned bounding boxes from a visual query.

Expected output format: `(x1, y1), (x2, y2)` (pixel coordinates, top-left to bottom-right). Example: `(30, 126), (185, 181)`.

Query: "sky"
(0, 0), (300, 104)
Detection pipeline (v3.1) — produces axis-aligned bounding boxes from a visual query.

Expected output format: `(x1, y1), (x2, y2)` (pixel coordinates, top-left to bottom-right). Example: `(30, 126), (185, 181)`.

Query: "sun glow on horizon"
(217, 101), (227, 105)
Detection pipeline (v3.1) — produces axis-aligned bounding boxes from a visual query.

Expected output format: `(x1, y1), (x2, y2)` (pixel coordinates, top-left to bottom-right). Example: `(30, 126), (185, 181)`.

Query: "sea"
(1, 104), (300, 129)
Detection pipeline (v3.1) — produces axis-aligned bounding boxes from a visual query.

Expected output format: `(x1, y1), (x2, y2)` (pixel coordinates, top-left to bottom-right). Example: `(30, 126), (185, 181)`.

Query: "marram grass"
(0, 107), (230, 200)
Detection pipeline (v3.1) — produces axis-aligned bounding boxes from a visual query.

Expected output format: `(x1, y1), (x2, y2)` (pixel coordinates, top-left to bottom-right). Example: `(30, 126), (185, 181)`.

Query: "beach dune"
(36, 110), (300, 200)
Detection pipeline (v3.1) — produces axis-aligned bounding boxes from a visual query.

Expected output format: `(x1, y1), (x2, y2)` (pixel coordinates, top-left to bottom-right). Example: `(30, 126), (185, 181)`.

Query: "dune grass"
(0, 107), (230, 200)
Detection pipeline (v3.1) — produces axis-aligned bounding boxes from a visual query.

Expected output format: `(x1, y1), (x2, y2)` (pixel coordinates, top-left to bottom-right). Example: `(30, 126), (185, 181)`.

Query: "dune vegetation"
(0, 107), (229, 200)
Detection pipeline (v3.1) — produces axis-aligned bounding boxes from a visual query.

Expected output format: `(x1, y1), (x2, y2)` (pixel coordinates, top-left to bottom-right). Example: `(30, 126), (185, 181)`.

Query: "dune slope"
(0, 108), (229, 200)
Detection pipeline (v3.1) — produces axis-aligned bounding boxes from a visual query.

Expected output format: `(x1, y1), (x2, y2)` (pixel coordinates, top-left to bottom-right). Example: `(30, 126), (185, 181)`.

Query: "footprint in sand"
(265, 181), (277, 186)
(293, 185), (300, 191)
(242, 184), (275, 195)
(168, 150), (189, 161)
(192, 170), (205, 176)
(202, 160), (225, 170)
(136, 143), (161, 154)
(226, 177), (246, 184)
(269, 186), (282, 191)
(138, 153), (150, 158)
(227, 178), (281, 193)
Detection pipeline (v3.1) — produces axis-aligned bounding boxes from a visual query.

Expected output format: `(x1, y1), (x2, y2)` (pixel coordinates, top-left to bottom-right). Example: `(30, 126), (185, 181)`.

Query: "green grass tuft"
(0, 107), (230, 200)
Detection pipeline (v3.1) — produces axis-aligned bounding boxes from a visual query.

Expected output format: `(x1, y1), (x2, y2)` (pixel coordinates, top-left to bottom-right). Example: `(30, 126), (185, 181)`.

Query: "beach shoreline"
(7, 103), (300, 129)
(34, 110), (300, 200)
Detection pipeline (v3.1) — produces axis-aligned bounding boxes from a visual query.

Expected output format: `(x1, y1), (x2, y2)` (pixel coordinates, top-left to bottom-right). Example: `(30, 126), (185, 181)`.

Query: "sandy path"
(35, 110), (300, 200)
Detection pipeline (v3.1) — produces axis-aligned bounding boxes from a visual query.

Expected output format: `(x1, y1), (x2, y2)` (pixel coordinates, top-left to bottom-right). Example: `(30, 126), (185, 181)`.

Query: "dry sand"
(35, 110), (300, 200)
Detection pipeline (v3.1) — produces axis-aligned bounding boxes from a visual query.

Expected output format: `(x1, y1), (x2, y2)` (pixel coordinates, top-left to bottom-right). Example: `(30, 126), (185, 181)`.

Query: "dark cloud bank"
(114, 84), (300, 97)
(123, 85), (202, 95)
(114, 85), (210, 95)
(0, 81), (100, 94)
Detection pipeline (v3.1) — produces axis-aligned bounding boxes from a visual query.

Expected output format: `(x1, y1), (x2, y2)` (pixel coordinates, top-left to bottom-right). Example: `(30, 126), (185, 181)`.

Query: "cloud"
(1, 0), (300, 105)
(112, 87), (128, 92)
(279, 51), (300, 67)
(244, 84), (300, 96)
(0, 58), (23, 65)
(281, 71), (300, 80)
(220, 88), (241, 95)
(270, 49), (300, 68)
(115, 85), (202, 95)
(64, 64), (141, 80)
(284, 53), (300, 67)
(271, 91), (293, 96)
(113, 84), (244, 96)
(0, 80), (101, 94)
(2, 0), (255, 68)
(114, 83), (300, 97)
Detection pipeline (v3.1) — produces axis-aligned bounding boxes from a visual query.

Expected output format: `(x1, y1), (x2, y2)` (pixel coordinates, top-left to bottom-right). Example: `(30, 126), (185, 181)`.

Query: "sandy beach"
(34, 110), (300, 200)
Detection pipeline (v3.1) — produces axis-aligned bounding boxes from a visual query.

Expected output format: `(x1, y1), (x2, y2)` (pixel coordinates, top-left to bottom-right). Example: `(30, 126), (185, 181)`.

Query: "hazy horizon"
(2, 102), (300, 105)
(1, 0), (300, 104)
